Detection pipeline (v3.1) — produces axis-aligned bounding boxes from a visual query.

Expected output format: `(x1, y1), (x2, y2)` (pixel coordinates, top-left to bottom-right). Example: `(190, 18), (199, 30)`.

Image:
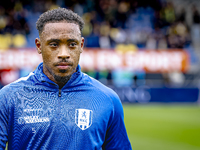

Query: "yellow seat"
(12, 34), (27, 48)
(0, 34), (12, 50)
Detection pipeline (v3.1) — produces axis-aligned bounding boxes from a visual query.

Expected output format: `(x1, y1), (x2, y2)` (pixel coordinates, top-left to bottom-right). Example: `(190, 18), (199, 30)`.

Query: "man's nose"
(57, 45), (70, 59)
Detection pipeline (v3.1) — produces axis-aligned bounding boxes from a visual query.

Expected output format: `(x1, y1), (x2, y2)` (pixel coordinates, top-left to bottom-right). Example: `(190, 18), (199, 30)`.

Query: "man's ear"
(80, 37), (84, 53)
(35, 38), (42, 54)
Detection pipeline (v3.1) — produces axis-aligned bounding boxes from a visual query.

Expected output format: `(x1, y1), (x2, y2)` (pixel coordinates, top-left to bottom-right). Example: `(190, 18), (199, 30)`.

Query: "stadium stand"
(1, 0), (200, 91)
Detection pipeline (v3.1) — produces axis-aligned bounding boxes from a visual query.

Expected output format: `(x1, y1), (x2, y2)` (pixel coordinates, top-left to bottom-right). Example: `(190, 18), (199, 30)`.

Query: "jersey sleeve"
(0, 88), (9, 149)
(102, 91), (132, 150)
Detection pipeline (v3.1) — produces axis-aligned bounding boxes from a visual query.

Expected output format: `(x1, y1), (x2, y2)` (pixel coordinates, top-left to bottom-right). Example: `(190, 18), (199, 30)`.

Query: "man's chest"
(10, 89), (113, 134)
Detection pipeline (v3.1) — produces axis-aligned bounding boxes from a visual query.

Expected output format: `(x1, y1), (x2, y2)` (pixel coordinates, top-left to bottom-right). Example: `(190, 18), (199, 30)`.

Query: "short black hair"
(36, 8), (84, 34)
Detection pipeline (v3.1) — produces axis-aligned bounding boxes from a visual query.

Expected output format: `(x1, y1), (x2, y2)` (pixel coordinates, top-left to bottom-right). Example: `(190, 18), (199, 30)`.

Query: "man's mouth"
(55, 62), (72, 70)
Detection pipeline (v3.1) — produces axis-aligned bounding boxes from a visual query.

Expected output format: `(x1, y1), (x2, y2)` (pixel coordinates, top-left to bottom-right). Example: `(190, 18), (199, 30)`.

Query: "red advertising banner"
(0, 48), (189, 72)
(0, 49), (42, 70)
(80, 49), (189, 72)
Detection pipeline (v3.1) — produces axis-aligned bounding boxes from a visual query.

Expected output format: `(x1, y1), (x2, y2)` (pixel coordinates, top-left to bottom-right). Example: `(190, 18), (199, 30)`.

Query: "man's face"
(35, 22), (84, 84)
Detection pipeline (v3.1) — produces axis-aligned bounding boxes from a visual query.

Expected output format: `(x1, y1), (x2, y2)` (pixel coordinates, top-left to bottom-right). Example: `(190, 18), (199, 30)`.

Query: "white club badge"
(75, 109), (93, 130)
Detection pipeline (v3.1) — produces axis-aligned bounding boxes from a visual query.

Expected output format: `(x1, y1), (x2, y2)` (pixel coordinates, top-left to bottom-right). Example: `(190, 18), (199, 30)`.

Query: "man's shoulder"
(0, 72), (35, 93)
(82, 73), (120, 101)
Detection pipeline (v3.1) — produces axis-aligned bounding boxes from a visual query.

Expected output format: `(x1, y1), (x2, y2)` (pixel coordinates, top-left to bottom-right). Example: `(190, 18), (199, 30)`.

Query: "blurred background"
(0, 0), (200, 150)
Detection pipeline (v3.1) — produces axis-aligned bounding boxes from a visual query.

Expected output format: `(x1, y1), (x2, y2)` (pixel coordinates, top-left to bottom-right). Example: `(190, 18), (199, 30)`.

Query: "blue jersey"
(0, 63), (132, 150)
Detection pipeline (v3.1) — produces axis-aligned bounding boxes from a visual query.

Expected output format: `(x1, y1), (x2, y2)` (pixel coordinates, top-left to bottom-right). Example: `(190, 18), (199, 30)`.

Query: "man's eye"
(69, 43), (77, 47)
(50, 43), (58, 47)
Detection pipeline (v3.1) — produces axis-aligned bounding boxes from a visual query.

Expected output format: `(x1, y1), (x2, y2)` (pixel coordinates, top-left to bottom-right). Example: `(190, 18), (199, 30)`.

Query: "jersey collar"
(34, 62), (83, 89)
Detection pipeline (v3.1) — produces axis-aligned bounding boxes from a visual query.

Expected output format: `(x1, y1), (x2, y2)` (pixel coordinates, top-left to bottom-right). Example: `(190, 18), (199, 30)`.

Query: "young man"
(0, 8), (132, 149)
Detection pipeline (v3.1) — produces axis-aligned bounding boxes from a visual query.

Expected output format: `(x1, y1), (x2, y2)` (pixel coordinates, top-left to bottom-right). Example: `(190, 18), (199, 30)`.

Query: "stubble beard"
(53, 73), (72, 84)
(44, 63), (77, 86)
(46, 66), (73, 85)
(53, 69), (74, 84)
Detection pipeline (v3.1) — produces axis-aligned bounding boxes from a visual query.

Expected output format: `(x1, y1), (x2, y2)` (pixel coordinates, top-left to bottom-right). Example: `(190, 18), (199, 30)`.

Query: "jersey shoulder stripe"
(14, 72), (35, 83)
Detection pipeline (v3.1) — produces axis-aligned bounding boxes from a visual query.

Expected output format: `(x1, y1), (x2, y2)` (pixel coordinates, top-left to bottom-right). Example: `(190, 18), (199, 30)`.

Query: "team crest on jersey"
(75, 109), (93, 130)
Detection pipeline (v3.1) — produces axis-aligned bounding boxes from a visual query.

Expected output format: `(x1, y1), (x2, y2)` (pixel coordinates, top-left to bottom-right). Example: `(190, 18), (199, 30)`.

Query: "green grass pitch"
(123, 104), (200, 150)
